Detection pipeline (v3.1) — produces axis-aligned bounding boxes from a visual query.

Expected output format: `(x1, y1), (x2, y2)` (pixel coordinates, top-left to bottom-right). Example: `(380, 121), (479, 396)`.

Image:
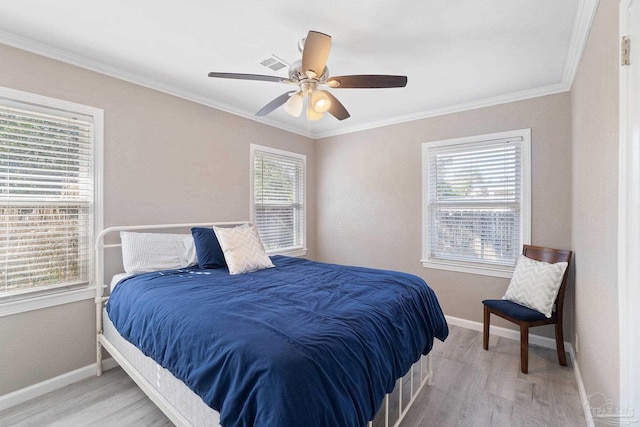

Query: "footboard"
(369, 353), (433, 427)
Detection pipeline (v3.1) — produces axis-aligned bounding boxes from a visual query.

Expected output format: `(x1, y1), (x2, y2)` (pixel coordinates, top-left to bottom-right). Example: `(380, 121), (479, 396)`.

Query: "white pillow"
(503, 255), (568, 318)
(120, 231), (198, 274)
(213, 224), (274, 275)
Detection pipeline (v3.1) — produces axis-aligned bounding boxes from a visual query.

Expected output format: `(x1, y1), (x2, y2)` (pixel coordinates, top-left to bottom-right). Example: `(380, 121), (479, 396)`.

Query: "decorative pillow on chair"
(213, 224), (274, 275)
(503, 255), (568, 318)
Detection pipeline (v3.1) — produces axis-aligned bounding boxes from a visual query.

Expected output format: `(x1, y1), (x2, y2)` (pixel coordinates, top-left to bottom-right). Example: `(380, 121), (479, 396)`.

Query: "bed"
(95, 222), (448, 427)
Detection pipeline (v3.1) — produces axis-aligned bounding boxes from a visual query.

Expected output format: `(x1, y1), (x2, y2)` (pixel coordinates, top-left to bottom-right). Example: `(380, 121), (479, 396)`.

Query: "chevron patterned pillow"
(503, 255), (568, 318)
(213, 224), (274, 275)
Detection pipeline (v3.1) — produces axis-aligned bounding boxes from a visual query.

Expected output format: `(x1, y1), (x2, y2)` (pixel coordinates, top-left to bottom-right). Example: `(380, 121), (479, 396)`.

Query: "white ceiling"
(0, 0), (596, 138)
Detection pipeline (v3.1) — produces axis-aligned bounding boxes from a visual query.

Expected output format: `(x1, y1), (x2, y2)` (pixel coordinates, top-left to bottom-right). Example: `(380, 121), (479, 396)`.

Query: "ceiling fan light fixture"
(306, 101), (324, 121)
(208, 30), (407, 121)
(283, 91), (304, 117)
(311, 90), (331, 113)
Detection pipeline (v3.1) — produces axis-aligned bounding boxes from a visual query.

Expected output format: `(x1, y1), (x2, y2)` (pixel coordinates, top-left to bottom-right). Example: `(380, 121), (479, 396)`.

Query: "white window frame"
(421, 129), (531, 278)
(0, 86), (103, 317)
(250, 144), (307, 257)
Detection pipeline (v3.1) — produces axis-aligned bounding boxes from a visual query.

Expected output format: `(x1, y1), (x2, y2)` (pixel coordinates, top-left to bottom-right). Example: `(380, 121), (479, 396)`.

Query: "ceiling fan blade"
(301, 31), (331, 78)
(255, 91), (296, 116)
(208, 72), (291, 84)
(322, 91), (350, 121)
(326, 75), (408, 89)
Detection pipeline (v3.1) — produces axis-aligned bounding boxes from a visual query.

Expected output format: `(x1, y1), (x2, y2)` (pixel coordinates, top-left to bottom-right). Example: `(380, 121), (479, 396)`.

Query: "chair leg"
(483, 306), (490, 350)
(555, 320), (568, 366)
(520, 324), (529, 374)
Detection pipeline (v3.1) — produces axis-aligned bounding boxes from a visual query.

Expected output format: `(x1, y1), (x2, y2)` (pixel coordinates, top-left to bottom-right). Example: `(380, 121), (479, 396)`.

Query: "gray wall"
(315, 93), (573, 336)
(0, 1), (622, 408)
(312, 0), (621, 405)
(0, 43), (315, 395)
(570, 1), (619, 401)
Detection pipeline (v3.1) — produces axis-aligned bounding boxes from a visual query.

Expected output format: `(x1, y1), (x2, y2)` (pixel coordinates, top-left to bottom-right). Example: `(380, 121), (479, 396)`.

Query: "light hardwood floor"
(0, 325), (586, 427)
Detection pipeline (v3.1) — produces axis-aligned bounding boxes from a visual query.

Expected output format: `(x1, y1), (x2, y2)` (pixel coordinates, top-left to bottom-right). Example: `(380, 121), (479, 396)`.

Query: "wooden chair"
(482, 245), (573, 374)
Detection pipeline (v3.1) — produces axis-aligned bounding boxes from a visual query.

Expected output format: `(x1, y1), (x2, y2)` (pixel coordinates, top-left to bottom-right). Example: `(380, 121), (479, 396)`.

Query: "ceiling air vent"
(260, 55), (289, 72)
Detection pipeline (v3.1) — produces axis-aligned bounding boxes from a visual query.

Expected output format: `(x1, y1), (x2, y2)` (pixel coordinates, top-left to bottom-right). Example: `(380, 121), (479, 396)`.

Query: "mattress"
(103, 308), (221, 426)
(109, 273), (131, 292)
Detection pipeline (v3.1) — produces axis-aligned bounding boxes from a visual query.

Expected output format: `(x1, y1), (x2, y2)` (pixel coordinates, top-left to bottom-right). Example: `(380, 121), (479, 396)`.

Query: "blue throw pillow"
(191, 227), (226, 269)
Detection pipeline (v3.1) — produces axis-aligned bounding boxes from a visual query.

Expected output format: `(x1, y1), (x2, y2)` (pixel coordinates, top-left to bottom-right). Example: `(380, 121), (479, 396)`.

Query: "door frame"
(619, 0), (640, 416)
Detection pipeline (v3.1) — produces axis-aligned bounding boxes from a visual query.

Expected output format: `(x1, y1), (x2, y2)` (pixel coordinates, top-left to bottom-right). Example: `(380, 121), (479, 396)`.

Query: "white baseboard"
(0, 358), (118, 412)
(572, 357), (596, 427)
(446, 315), (593, 425)
(445, 314), (574, 353)
(2, 317), (591, 421)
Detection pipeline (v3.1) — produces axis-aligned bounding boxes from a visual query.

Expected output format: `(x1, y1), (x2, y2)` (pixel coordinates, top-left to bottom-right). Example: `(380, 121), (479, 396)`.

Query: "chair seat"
(482, 299), (548, 322)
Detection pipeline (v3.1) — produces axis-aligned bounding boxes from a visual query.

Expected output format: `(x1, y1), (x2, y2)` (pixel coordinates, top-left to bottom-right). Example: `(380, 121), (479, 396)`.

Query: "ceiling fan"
(208, 31), (408, 121)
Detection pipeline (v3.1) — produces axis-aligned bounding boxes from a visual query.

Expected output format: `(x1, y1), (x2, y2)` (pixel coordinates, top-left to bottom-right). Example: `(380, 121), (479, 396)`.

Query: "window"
(0, 86), (103, 315)
(250, 144), (306, 256)
(422, 129), (531, 278)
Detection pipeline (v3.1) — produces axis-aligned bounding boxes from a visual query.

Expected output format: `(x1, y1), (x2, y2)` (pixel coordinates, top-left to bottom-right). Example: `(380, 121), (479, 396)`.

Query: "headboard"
(94, 221), (248, 299)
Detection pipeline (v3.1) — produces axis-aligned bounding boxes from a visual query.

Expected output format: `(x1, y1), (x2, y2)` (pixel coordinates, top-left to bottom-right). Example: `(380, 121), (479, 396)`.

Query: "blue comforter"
(107, 256), (448, 427)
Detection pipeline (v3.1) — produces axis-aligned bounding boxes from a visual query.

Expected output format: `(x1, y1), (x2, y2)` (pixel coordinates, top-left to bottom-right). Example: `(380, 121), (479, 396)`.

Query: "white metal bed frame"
(95, 222), (434, 427)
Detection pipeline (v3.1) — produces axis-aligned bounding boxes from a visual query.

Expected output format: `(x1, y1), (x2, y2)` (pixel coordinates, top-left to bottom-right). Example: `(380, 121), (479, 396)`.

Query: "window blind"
(253, 149), (304, 252)
(426, 137), (523, 267)
(0, 103), (94, 295)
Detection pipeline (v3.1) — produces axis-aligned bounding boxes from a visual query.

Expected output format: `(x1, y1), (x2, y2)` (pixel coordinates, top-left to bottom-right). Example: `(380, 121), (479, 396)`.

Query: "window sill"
(267, 247), (308, 257)
(0, 287), (96, 317)
(421, 259), (514, 279)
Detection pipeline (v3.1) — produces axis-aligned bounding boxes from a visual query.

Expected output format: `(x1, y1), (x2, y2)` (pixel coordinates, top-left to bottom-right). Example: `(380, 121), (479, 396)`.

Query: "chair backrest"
(522, 245), (573, 318)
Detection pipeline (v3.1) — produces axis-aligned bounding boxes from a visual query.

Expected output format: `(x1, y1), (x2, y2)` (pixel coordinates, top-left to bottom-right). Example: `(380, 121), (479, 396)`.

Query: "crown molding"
(0, 30), (313, 139)
(0, 0), (598, 141)
(314, 0), (599, 139)
(562, 0), (600, 88)
(312, 83), (569, 139)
